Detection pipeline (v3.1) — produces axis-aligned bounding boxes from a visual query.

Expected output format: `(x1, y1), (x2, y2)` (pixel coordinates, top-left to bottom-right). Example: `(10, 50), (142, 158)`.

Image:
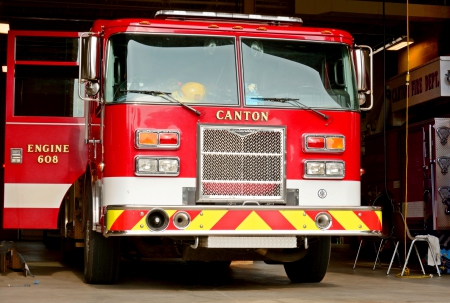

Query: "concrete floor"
(0, 241), (449, 303)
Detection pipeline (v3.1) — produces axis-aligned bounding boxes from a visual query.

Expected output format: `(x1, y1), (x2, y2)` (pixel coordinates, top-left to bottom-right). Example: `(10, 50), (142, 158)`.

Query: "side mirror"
(81, 34), (99, 81)
(354, 46), (373, 111)
(79, 33), (100, 99)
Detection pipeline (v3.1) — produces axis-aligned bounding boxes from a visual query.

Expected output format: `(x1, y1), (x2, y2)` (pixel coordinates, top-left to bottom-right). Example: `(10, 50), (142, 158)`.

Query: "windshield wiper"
(120, 90), (201, 116)
(251, 97), (329, 120)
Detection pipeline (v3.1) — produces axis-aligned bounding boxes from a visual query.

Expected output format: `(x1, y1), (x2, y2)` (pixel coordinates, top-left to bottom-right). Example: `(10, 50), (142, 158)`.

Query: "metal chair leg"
(394, 241), (402, 268)
(401, 239), (418, 276)
(387, 241), (399, 275)
(373, 239), (384, 270)
(413, 243), (426, 275)
(353, 239), (363, 269)
(426, 239), (442, 277)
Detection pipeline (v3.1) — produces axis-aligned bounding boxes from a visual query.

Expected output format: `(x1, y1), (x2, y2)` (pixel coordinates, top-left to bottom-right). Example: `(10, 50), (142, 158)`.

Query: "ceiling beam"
(295, 0), (450, 21)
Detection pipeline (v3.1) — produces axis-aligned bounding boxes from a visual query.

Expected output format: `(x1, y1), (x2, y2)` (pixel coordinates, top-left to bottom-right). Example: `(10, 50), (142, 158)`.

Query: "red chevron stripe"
(256, 211), (296, 230)
(211, 210), (252, 230)
(187, 210), (202, 222)
(110, 210), (149, 231)
(355, 211), (382, 230)
(327, 213), (345, 230)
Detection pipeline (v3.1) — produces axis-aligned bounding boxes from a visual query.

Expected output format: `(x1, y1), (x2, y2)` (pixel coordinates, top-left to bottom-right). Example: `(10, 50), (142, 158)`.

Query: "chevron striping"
(187, 209), (229, 230)
(328, 213), (346, 230)
(166, 209), (177, 218)
(354, 210), (382, 230)
(236, 211), (272, 230)
(256, 211), (296, 230)
(376, 210), (382, 223)
(107, 208), (381, 232)
(210, 210), (252, 230)
(110, 210), (149, 231)
(329, 210), (368, 230)
(280, 210), (318, 230)
(107, 210), (124, 230)
(131, 216), (148, 231)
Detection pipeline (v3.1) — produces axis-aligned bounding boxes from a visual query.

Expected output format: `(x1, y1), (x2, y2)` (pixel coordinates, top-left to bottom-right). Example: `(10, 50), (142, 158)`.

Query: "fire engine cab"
(3, 10), (381, 284)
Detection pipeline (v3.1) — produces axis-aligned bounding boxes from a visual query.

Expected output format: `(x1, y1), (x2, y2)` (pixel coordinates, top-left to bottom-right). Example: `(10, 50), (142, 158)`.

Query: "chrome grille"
(198, 125), (285, 203)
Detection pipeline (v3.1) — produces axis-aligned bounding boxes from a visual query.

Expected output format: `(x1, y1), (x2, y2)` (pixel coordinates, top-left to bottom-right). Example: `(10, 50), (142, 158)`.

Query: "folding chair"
(386, 211), (441, 277)
(353, 192), (398, 270)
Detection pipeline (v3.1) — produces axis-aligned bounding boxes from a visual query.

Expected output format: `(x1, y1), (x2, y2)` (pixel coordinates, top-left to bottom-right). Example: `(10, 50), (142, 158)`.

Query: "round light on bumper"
(146, 208), (169, 231)
(315, 212), (332, 230)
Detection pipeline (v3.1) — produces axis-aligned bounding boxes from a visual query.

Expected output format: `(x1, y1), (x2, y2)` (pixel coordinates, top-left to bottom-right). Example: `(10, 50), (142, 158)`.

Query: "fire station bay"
(0, 1), (450, 301)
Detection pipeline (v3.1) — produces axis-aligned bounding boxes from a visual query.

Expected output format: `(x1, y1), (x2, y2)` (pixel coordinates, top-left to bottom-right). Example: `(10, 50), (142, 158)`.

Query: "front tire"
(83, 176), (120, 284)
(283, 236), (331, 283)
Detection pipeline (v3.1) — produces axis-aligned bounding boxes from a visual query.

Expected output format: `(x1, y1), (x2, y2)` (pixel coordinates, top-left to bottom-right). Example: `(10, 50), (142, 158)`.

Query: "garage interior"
(1, 0), (450, 283)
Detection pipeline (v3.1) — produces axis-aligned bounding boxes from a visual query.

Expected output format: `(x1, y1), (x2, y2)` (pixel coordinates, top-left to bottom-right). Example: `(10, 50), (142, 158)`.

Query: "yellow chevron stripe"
(131, 216), (147, 231)
(329, 210), (368, 230)
(376, 210), (382, 223)
(166, 209), (177, 218)
(186, 210), (228, 230)
(280, 210), (318, 230)
(236, 211), (272, 230)
(107, 210), (124, 230)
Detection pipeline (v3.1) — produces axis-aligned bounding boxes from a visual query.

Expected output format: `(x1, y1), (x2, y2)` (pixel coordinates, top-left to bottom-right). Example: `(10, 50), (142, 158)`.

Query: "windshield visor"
(105, 34), (239, 105)
(241, 38), (358, 110)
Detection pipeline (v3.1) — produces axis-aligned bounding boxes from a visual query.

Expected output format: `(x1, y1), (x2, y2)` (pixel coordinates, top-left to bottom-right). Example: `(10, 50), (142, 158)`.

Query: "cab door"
(3, 31), (87, 229)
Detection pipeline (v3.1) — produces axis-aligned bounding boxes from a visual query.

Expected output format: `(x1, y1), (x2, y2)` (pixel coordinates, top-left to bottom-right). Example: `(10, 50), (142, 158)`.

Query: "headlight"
(304, 160), (345, 179)
(326, 162), (344, 176)
(137, 158), (158, 173)
(306, 162), (325, 175)
(135, 157), (180, 176)
(158, 159), (179, 173)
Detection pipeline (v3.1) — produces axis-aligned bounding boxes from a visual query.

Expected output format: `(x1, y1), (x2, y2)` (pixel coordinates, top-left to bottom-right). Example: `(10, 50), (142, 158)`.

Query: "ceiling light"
(2, 66), (6, 73)
(0, 23), (9, 34)
(373, 36), (414, 54)
(386, 37), (414, 51)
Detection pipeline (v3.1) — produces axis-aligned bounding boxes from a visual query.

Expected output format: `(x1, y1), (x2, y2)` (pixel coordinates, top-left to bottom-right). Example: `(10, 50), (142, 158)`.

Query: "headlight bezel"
(303, 160), (345, 179)
(135, 156), (180, 176)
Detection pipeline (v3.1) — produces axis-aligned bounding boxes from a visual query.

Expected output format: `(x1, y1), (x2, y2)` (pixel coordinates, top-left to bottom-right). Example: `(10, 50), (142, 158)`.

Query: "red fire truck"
(3, 10), (381, 284)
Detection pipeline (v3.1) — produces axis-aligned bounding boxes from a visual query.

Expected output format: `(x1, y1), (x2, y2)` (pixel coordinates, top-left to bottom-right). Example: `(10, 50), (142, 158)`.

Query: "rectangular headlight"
(304, 160), (345, 179)
(326, 162), (344, 176)
(306, 162), (325, 175)
(135, 157), (180, 176)
(137, 158), (158, 173)
(158, 159), (179, 173)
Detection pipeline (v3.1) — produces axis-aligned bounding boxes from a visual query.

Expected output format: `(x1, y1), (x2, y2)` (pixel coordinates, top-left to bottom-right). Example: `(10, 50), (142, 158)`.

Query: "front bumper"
(104, 205), (382, 237)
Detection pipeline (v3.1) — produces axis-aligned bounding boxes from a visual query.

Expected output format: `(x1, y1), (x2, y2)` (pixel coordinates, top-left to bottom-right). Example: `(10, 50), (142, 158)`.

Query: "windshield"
(105, 34), (239, 105)
(241, 38), (358, 110)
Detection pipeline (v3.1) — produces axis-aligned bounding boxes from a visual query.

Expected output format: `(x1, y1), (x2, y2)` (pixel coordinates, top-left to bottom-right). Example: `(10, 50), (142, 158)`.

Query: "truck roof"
(91, 10), (354, 45)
